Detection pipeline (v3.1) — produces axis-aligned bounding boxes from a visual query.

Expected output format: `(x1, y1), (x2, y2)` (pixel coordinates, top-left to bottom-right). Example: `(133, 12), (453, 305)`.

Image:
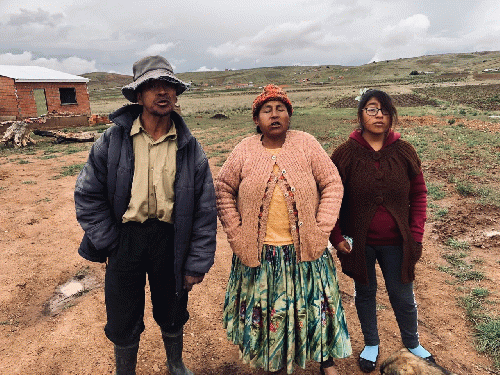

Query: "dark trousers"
(355, 245), (419, 348)
(104, 219), (189, 347)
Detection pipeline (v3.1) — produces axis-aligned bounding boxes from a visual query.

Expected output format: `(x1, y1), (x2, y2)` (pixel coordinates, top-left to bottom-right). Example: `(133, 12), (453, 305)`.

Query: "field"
(1, 52), (500, 374)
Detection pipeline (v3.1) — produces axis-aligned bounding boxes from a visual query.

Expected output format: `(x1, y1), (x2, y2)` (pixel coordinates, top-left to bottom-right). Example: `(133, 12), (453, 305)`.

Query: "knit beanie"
(252, 84), (293, 118)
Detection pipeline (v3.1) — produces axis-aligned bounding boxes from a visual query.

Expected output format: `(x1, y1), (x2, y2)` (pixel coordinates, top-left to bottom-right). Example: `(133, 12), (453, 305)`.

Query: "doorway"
(33, 89), (48, 117)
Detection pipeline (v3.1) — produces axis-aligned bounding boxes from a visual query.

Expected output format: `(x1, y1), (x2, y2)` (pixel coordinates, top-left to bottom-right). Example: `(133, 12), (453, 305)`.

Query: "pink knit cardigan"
(215, 130), (343, 267)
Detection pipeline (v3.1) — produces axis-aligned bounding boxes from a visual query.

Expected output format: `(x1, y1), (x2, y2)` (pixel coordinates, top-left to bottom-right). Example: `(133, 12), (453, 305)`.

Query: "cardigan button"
(271, 155), (276, 160)
(284, 192), (289, 197)
(290, 187), (296, 192)
(282, 169), (286, 174)
(374, 196), (383, 205)
(298, 221), (303, 226)
(372, 152), (381, 161)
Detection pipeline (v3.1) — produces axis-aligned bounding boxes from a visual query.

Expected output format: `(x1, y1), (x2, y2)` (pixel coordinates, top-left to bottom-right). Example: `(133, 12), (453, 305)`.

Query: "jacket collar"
(109, 104), (192, 149)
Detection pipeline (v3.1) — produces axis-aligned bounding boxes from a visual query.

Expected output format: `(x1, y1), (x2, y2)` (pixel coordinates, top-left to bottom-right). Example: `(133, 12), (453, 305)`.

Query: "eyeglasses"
(363, 107), (390, 116)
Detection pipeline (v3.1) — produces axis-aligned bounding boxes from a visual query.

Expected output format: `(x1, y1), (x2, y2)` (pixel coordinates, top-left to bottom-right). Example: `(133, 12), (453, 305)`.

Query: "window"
(59, 87), (77, 105)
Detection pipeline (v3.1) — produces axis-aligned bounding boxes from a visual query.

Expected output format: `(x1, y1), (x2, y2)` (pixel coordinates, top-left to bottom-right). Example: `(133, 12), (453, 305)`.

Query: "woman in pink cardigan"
(215, 85), (351, 375)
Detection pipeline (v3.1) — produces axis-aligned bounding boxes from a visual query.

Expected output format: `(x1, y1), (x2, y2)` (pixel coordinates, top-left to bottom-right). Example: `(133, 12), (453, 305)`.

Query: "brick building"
(0, 65), (91, 121)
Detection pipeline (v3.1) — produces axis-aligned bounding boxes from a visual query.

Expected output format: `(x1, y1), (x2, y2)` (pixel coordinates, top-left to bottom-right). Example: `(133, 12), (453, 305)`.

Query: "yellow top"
(122, 116), (177, 224)
(263, 148), (293, 245)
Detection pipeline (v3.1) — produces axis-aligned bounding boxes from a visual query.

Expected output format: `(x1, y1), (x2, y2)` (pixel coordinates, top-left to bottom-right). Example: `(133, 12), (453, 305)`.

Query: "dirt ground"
(0, 115), (499, 375)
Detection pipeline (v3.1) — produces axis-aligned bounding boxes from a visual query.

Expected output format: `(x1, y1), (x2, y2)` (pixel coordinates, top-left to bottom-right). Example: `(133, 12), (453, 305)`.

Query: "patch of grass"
(35, 197), (51, 203)
(459, 294), (485, 318)
(74, 266), (90, 280)
(468, 169), (485, 177)
(476, 187), (491, 197)
(22, 180), (37, 185)
(440, 237), (485, 281)
(38, 145), (60, 154)
(445, 237), (470, 251)
(17, 159), (30, 164)
(207, 150), (228, 158)
(477, 188), (500, 208)
(475, 319), (500, 368)
(472, 257), (485, 265)
(63, 302), (76, 310)
(456, 269), (486, 282)
(456, 181), (476, 196)
(376, 304), (388, 311)
(52, 163), (85, 179)
(434, 207), (449, 219)
(0, 320), (19, 326)
(442, 252), (468, 268)
(63, 145), (87, 155)
(427, 182), (446, 200)
(437, 265), (453, 275)
(471, 288), (490, 298)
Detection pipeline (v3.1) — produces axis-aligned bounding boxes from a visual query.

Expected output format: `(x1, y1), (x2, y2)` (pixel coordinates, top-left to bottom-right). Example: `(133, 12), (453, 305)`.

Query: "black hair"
(357, 89), (398, 131)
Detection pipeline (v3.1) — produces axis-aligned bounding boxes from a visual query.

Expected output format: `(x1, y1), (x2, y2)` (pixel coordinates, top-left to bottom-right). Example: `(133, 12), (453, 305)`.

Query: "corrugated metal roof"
(0, 65), (89, 83)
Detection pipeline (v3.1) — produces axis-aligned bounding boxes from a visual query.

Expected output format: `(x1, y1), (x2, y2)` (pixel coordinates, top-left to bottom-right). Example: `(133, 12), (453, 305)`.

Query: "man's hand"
(334, 240), (351, 254)
(184, 275), (205, 292)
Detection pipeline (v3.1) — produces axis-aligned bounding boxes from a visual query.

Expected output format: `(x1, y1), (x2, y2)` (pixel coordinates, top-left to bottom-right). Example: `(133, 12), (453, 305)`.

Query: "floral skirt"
(223, 244), (352, 373)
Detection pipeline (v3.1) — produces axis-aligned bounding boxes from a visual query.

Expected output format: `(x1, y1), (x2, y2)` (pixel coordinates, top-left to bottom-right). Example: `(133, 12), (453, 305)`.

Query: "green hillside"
(81, 50), (500, 93)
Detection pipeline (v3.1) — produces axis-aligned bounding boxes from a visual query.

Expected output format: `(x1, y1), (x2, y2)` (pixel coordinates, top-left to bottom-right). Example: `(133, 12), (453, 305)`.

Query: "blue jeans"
(104, 220), (189, 347)
(355, 245), (419, 348)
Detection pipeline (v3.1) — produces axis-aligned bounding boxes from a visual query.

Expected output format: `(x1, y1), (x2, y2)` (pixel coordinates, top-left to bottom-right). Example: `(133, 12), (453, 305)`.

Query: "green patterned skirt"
(223, 244), (352, 373)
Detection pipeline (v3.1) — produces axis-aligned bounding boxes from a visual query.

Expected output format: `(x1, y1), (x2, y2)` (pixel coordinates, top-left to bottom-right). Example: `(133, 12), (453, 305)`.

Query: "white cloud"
(0, 1), (499, 72)
(137, 43), (177, 57)
(369, 14), (431, 62)
(207, 20), (347, 61)
(196, 66), (219, 72)
(0, 51), (96, 75)
(6, 7), (65, 27)
(383, 14), (430, 45)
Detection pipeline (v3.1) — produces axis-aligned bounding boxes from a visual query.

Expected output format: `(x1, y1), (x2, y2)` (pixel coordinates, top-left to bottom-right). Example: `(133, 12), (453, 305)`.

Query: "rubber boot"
(114, 342), (139, 375)
(161, 329), (193, 375)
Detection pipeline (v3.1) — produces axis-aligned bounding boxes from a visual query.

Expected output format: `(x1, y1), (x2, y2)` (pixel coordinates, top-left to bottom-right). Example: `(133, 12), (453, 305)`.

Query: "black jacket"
(74, 104), (217, 294)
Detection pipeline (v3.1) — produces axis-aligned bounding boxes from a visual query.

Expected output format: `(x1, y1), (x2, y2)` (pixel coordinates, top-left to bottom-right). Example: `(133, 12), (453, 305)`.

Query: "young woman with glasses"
(329, 89), (433, 372)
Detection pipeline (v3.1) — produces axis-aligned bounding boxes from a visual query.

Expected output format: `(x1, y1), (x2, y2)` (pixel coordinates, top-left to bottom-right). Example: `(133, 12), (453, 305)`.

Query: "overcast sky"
(0, 0), (499, 76)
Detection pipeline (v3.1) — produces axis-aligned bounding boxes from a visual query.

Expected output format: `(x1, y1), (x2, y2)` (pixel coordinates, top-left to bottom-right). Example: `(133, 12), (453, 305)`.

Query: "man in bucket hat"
(75, 56), (217, 375)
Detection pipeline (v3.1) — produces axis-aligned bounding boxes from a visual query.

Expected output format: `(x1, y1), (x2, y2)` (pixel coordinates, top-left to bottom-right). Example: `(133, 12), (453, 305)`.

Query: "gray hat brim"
(121, 69), (188, 102)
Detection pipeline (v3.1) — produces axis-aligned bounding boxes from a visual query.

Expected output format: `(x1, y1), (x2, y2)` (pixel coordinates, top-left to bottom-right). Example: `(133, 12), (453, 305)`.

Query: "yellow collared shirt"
(122, 116), (177, 224)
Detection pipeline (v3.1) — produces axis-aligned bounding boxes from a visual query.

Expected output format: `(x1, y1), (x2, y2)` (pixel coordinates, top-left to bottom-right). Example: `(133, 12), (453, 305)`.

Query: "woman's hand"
(334, 240), (351, 254)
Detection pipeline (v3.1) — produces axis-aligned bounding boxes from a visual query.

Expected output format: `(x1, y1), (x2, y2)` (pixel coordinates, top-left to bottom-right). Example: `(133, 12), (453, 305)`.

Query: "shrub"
(475, 319), (500, 367)
(456, 181), (475, 196)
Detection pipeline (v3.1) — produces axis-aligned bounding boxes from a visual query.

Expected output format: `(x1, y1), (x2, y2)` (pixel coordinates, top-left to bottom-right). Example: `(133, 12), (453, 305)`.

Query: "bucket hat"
(122, 55), (188, 102)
